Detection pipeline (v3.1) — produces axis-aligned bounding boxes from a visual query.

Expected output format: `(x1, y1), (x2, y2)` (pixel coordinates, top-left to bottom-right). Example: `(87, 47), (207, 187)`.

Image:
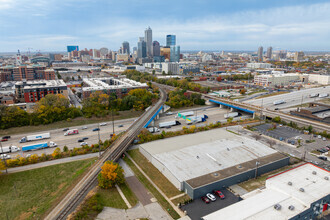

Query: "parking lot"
(254, 123), (302, 141)
(180, 189), (241, 220)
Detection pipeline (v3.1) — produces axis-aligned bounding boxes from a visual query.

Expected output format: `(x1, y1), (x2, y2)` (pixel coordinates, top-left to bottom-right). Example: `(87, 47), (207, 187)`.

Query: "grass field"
(119, 182), (138, 207)
(0, 110), (142, 136)
(255, 91), (289, 99)
(0, 158), (95, 220)
(127, 149), (181, 198)
(123, 156), (180, 219)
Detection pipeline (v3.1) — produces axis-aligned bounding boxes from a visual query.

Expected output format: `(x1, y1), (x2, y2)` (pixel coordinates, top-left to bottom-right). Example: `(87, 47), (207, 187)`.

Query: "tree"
(272, 116), (281, 123)
(307, 125), (313, 133)
(240, 89), (247, 95)
(152, 70), (155, 75)
(98, 161), (125, 189)
(216, 76), (222, 82)
(52, 147), (62, 159)
(63, 146), (69, 152)
(227, 117), (233, 123)
(0, 161), (6, 173)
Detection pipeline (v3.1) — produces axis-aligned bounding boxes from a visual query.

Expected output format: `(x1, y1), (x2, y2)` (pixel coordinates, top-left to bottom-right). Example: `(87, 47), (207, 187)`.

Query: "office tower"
(67, 46), (79, 52)
(122, 41), (130, 54)
(170, 45), (180, 62)
(266, 47), (272, 59)
(166, 35), (176, 47)
(258, 46), (263, 62)
(100, 47), (109, 57)
(152, 41), (160, 57)
(144, 27), (152, 57)
(137, 37), (146, 58)
(294, 51), (304, 62)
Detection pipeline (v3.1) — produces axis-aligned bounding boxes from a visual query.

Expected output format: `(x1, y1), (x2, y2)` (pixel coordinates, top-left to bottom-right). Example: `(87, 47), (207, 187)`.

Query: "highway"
(243, 86), (330, 110)
(44, 86), (167, 220)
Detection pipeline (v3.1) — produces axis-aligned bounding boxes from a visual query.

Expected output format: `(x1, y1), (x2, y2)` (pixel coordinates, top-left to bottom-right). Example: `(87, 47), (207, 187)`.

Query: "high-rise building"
(152, 41), (160, 57)
(266, 47), (272, 59)
(122, 41), (130, 54)
(67, 46), (79, 52)
(160, 47), (171, 60)
(257, 46), (263, 62)
(100, 47), (109, 57)
(170, 45), (180, 62)
(144, 27), (152, 57)
(166, 35), (176, 47)
(137, 37), (146, 58)
(294, 51), (304, 62)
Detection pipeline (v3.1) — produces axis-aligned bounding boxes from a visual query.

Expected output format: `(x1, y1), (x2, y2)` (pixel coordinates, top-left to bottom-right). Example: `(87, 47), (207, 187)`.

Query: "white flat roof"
(140, 128), (277, 183)
(202, 163), (330, 220)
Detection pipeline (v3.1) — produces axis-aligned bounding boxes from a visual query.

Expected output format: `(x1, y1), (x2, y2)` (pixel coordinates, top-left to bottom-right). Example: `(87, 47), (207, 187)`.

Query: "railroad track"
(45, 87), (166, 220)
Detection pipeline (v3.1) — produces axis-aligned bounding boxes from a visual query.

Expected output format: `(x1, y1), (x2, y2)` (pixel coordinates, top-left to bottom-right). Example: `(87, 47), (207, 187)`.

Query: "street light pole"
(0, 141), (8, 174)
(112, 109), (115, 136)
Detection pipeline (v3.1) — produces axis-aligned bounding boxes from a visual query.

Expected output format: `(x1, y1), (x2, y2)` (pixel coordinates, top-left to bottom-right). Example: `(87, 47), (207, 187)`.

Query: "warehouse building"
(139, 128), (289, 199)
(202, 163), (330, 220)
(254, 73), (301, 87)
(82, 77), (148, 99)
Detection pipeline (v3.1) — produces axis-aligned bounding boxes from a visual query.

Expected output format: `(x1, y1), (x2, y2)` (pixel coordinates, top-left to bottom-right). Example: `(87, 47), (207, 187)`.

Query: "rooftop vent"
(288, 205), (295, 211)
(274, 204), (282, 210)
(299, 188), (305, 192)
(288, 181), (292, 186)
(312, 171), (317, 175)
(325, 177), (329, 180)
(238, 165), (242, 169)
(213, 173), (219, 177)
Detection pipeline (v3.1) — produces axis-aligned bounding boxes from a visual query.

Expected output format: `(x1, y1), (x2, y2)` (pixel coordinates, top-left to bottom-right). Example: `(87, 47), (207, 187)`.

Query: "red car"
(201, 196), (210, 204)
(213, 190), (225, 199)
(0, 138), (8, 142)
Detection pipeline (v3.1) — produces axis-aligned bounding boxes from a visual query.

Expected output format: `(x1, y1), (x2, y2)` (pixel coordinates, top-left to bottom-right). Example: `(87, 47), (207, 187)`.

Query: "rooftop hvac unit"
(325, 176), (329, 180)
(299, 188), (305, 192)
(274, 204), (281, 210)
(288, 181), (292, 186)
(288, 205), (295, 211)
(312, 171), (317, 175)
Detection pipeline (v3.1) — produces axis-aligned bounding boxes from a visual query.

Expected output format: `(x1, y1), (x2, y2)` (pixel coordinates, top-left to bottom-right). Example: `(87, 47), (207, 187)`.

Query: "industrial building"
(254, 73), (301, 87)
(82, 77), (148, 99)
(202, 163), (330, 220)
(308, 74), (330, 85)
(139, 128), (289, 199)
(291, 102), (330, 124)
(246, 63), (273, 69)
(15, 80), (68, 103)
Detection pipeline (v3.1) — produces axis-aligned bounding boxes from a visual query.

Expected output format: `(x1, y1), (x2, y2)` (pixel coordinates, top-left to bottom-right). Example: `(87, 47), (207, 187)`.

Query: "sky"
(0, 0), (330, 52)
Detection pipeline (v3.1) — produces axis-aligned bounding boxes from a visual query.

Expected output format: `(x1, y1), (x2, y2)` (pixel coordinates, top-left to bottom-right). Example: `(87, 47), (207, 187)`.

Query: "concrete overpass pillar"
(230, 107), (234, 112)
(219, 104), (223, 109)
(152, 120), (155, 127)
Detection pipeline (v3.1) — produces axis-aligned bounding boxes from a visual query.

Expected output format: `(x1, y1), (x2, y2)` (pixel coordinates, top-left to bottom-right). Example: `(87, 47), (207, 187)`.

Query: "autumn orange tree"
(98, 161), (125, 189)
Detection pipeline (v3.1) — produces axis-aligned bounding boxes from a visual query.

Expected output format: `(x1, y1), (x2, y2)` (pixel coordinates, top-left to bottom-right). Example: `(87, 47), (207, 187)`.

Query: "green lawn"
(127, 149), (181, 198)
(0, 158), (96, 220)
(119, 182), (138, 207)
(123, 156), (180, 219)
(0, 110), (142, 136)
(98, 187), (128, 209)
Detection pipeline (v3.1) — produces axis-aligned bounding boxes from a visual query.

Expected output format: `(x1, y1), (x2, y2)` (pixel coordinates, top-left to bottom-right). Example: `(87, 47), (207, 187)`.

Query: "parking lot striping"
(169, 193), (186, 201)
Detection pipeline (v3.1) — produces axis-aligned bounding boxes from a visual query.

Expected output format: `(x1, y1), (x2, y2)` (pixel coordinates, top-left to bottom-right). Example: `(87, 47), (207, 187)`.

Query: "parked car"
(2, 136), (11, 139)
(118, 124), (124, 128)
(318, 156), (328, 161)
(0, 154), (11, 159)
(318, 135), (322, 139)
(323, 137), (327, 141)
(213, 190), (225, 199)
(63, 128), (69, 131)
(313, 134), (317, 138)
(100, 123), (107, 126)
(82, 137), (89, 140)
(80, 142), (88, 146)
(206, 193), (216, 202)
(78, 139), (84, 142)
(82, 126), (88, 130)
(201, 196), (210, 204)
(1, 138), (8, 142)
(279, 124), (283, 127)
(93, 128), (100, 132)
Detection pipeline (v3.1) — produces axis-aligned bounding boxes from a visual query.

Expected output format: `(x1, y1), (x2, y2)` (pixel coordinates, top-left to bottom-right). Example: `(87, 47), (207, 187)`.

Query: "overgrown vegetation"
(166, 88), (205, 108)
(98, 161), (125, 189)
(0, 158), (95, 220)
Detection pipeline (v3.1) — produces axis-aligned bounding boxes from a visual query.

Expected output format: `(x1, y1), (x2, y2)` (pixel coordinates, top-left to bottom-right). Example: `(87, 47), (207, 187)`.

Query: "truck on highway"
(309, 93), (319, 98)
(147, 127), (160, 133)
(186, 115), (208, 124)
(273, 100), (285, 105)
(21, 141), (57, 152)
(224, 112), (241, 119)
(64, 129), (79, 136)
(159, 121), (181, 128)
(319, 93), (329, 98)
(0, 145), (20, 153)
(19, 133), (51, 143)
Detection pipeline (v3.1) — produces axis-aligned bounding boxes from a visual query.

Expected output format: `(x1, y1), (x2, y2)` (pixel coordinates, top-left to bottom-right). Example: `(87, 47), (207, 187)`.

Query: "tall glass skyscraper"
(145, 27), (152, 57)
(166, 35), (176, 47)
(122, 41), (130, 54)
(170, 45), (180, 62)
(137, 37), (146, 58)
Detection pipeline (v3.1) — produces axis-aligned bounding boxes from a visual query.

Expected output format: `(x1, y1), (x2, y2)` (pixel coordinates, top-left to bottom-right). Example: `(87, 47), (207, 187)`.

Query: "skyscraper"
(137, 37), (146, 58)
(170, 45), (180, 62)
(122, 41), (130, 54)
(258, 46), (263, 62)
(266, 47), (272, 59)
(145, 27), (152, 57)
(152, 41), (160, 57)
(166, 35), (176, 47)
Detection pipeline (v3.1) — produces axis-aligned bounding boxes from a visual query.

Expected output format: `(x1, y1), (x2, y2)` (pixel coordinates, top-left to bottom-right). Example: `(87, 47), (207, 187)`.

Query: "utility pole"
(0, 141), (8, 174)
(112, 109), (115, 136)
(300, 94), (304, 110)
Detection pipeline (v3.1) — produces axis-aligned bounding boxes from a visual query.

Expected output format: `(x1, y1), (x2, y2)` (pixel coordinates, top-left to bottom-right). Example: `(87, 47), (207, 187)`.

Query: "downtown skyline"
(0, 0), (330, 52)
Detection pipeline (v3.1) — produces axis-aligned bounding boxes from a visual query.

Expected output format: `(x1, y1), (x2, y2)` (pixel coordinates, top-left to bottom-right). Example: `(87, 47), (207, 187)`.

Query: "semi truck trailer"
(159, 121), (181, 128)
(0, 145), (20, 153)
(20, 133), (50, 143)
(21, 141), (57, 152)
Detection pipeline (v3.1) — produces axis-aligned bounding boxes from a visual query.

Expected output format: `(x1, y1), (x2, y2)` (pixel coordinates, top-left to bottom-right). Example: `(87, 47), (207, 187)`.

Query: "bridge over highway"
(45, 87), (167, 220)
